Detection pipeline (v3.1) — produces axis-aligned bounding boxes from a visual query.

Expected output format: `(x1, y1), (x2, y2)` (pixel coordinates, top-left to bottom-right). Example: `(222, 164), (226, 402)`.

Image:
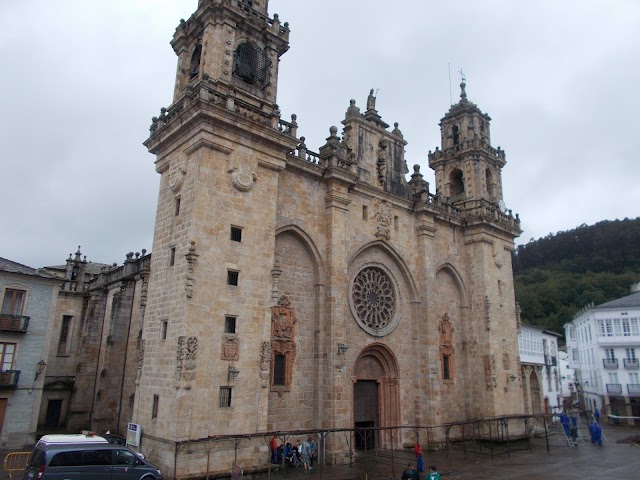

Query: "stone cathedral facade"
(134, 0), (524, 476)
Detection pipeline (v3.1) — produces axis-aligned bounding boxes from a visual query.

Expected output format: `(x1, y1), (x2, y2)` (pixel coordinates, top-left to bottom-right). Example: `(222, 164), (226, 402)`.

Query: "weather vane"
(458, 68), (466, 83)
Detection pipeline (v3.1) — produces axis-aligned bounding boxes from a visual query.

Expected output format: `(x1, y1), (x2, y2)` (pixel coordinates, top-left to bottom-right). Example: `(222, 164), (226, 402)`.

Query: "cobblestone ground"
(3, 423), (639, 479)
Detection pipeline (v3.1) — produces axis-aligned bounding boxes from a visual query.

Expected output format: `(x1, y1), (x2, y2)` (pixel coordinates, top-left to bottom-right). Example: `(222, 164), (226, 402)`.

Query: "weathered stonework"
(133, 1), (524, 477)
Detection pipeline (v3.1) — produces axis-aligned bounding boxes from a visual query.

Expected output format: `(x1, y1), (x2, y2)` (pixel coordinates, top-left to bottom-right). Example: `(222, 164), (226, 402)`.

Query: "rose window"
(352, 267), (396, 331)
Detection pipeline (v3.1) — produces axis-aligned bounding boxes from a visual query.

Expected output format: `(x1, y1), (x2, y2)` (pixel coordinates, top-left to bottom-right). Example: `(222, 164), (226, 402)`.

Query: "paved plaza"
(2, 423), (639, 479)
(256, 423), (640, 480)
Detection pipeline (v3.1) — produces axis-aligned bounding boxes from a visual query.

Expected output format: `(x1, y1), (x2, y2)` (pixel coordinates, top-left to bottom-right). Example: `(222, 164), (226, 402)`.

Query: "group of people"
(402, 463), (440, 480)
(270, 435), (316, 473)
(404, 443), (440, 479)
(559, 407), (604, 447)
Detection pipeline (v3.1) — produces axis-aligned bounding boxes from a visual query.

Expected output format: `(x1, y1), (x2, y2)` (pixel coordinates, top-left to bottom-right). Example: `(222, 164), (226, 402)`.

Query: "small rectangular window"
(169, 247), (176, 266)
(227, 270), (239, 286)
(230, 226), (242, 242)
(1, 288), (26, 316)
(0, 342), (16, 370)
(442, 355), (451, 380)
(225, 316), (237, 334)
(273, 354), (286, 386)
(161, 320), (168, 340)
(57, 315), (73, 355)
(394, 215), (399, 230)
(362, 205), (368, 221)
(152, 394), (159, 419)
(174, 196), (181, 216)
(219, 387), (232, 407)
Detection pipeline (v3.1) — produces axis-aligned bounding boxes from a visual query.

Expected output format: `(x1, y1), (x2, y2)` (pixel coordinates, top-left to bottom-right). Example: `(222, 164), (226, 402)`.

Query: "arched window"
(449, 168), (464, 196)
(452, 125), (460, 145)
(189, 45), (202, 80)
(486, 168), (495, 196)
(233, 42), (269, 87)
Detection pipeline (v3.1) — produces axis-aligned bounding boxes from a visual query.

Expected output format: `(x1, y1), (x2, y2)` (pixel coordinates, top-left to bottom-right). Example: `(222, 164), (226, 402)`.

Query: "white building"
(518, 324), (563, 416)
(564, 291), (640, 425)
(0, 257), (59, 448)
(557, 350), (576, 409)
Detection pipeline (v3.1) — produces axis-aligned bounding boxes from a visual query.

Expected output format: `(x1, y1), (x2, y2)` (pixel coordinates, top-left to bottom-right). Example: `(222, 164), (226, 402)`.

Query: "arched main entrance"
(353, 344), (400, 450)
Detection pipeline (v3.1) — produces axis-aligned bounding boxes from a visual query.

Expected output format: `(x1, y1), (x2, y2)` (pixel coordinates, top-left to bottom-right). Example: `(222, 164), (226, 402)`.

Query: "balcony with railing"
(606, 383), (622, 394)
(0, 314), (30, 333)
(623, 358), (639, 369)
(603, 358), (618, 369)
(0, 370), (20, 388)
(628, 384), (640, 395)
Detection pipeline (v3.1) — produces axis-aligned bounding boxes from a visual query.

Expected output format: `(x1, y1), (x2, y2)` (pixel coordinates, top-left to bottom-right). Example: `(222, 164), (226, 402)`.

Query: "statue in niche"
(439, 313), (454, 346)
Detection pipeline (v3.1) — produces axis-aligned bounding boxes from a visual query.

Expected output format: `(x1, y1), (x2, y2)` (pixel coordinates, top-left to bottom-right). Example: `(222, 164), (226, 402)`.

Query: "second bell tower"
(429, 80), (506, 205)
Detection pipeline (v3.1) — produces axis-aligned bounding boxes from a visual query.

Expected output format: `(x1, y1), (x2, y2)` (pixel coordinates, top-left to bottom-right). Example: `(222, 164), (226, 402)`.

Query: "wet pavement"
(256, 423), (640, 480)
(3, 423), (639, 479)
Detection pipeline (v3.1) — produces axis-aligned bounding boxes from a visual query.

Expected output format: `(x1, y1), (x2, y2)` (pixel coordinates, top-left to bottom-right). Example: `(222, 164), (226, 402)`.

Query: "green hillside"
(512, 218), (640, 335)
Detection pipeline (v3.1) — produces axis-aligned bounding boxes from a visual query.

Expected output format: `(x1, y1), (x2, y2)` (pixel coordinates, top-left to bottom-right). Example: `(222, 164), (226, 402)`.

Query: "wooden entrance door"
(354, 380), (378, 450)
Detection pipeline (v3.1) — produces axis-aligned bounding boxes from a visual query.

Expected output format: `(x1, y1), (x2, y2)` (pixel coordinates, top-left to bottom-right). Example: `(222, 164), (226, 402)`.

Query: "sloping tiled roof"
(596, 291), (640, 309)
(0, 257), (59, 279)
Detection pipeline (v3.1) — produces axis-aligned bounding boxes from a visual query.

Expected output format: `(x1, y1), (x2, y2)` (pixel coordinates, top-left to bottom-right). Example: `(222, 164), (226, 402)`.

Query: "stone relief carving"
(135, 339), (145, 385)
(503, 352), (511, 370)
(221, 337), (239, 361)
(259, 340), (271, 388)
(185, 241), (198, 298)
(271, 262), (282, 303)
(484, 354), (497, 390)
(228, 166), (257, 192)
(439, 312), (455, 382)
(439, 312), (454, 347)
(175, 336), (198, 389)
(376, 140), (388, 186)
(373, 199), (392, 240)
(270, 298), (297, 391)
(169, 158), (187, 193)
(485, 296), (491, 330)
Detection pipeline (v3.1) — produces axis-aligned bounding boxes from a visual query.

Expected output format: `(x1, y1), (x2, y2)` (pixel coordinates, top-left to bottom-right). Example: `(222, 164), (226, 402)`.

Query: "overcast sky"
(2, 0), (639, 269)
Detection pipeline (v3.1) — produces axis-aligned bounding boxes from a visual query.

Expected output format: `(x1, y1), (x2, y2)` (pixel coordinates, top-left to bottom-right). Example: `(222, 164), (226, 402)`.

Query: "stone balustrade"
(150, 82), (298, 139)
(428, 137), (506, 163)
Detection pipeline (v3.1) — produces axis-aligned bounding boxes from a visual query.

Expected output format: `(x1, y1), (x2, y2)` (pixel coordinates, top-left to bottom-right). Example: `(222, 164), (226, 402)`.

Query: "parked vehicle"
(23, 433), (161, 480)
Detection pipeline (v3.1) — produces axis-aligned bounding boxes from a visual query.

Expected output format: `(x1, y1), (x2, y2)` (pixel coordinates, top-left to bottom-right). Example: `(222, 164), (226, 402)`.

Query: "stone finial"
(392, 122), (403, 138)
(346, 99), (360, 118)
(297, 136), (307, 159)
(460, 81), (468, 101)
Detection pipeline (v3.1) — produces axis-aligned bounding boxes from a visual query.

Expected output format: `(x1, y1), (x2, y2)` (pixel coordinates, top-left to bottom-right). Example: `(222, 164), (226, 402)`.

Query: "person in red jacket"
(414, 442), (424, 472)
(270, 435), (278, 464)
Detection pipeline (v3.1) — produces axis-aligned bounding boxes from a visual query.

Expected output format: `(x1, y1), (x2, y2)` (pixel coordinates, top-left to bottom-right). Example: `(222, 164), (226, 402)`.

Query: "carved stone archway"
(353, 344), (400, 449)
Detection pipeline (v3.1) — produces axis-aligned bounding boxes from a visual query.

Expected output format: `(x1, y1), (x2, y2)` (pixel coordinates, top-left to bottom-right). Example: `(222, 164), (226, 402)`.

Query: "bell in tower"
(428, 79), (506, 205)
(170, 0), (289, 110)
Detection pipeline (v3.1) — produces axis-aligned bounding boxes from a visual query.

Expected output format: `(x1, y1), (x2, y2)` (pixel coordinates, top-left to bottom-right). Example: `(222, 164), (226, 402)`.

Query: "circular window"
(351, 266), (397, 336)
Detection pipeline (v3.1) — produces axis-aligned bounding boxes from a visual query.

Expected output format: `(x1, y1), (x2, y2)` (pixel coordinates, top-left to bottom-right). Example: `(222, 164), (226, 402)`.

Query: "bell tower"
(428, 80), (506, 204)
(137, 1), (299, 476)
(171, 0), (289, 108)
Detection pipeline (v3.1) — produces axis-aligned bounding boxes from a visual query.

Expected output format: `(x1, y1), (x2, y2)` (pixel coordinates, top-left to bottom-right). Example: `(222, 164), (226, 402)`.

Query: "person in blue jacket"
(588, 421), (603, 446)
(559, 411), (571, 437)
